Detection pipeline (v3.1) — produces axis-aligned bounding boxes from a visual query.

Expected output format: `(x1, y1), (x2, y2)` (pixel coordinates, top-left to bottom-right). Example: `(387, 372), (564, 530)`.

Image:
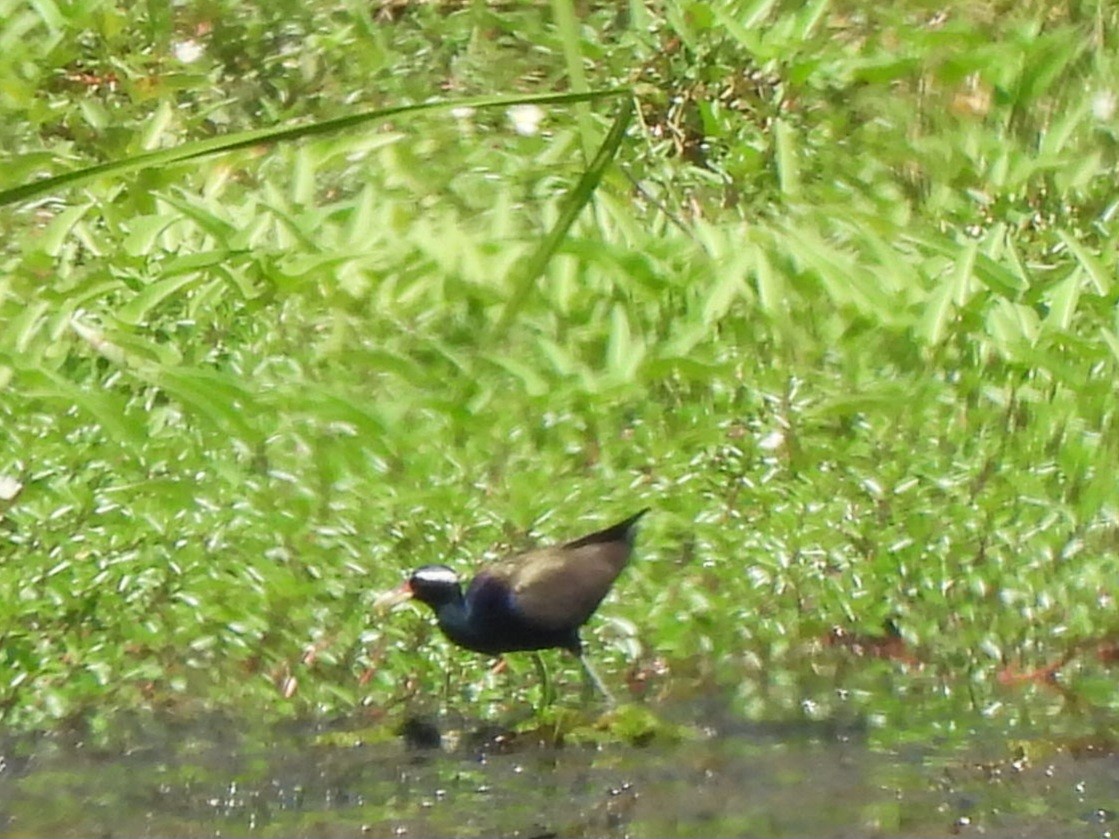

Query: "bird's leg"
(531, 652), (556, 710)
(577, 654), (615, 705)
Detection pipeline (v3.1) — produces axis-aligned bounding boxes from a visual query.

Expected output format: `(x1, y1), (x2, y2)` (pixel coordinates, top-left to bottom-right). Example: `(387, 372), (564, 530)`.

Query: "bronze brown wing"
(494, 509), (648, 632)
(478, 510), (649, 635)
(496, 542), (632, 632)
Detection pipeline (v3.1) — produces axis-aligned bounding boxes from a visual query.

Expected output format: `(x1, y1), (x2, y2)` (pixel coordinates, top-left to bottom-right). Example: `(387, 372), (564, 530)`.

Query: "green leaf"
(1044, 269), (1082, 333)
(703, 269), (747, 324)
(121, 214), (180, 257)
(606, 302), (644, 380)
(486, 354), (549, 397)
(18, 367), (143, 444)
(154, 367), (260, 441)
(1057, 231), (1111, 295)
(1, 300), (49, 353)
(773, 118), (800, 198)
(37, 204), (94, 256)
(919, 276), (957, 345)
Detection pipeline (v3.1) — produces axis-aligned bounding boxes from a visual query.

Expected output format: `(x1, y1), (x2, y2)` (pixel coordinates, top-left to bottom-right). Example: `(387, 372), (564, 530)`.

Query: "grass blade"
(551, 0), (595, 161)
(495, 97), (635, 333)
(1, 89), (628, 207)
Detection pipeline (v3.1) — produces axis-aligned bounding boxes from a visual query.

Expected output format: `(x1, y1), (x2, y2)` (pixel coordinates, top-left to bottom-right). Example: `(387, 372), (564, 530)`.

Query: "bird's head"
(374, 564), (463, 612)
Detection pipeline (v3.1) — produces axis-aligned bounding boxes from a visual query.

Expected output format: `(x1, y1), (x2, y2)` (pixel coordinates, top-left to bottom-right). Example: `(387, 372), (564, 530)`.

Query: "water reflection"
(0, 701), (1113, 837)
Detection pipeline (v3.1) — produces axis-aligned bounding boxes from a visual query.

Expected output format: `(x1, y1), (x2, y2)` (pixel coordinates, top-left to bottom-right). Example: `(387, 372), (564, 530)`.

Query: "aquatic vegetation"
(1, 0), (1117, 758)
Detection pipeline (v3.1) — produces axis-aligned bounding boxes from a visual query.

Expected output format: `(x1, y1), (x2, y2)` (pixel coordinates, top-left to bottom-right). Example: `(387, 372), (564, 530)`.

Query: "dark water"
(0, 701), (1114, 838)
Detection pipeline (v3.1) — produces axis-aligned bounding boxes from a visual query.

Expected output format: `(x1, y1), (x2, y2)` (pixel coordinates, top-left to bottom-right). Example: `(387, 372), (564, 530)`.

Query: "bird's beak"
(373, 580), (414, 612)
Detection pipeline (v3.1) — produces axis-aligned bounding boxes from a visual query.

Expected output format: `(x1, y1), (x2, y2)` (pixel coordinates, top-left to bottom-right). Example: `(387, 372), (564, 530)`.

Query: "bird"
(374, 508), (650, 700)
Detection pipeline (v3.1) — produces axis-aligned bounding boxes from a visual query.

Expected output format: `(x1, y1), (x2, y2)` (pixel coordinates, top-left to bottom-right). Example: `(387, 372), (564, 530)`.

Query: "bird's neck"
(433, 597), (481, 650)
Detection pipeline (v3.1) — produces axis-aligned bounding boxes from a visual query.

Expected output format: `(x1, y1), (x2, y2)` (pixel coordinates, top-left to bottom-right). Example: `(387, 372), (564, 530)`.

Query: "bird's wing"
(497, 542), (632, 632)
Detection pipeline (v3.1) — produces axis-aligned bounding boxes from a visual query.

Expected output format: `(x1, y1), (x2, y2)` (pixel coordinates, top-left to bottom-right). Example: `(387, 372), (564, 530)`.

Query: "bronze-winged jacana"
(375, 508), (650, 699)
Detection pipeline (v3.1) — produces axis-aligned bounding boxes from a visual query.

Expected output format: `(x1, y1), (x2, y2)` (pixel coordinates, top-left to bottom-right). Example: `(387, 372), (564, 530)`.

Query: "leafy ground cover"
(1, 0), (1118, 752)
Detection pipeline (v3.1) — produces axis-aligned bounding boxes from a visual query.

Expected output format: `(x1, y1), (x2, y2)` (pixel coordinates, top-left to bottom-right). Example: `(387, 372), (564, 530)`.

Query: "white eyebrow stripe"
(414, 567), (460, 585)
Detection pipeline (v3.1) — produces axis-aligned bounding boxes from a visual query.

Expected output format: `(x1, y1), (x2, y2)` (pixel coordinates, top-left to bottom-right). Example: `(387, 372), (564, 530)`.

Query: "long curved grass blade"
(495, 96), (634, 333)
(0, 88), (628, 207)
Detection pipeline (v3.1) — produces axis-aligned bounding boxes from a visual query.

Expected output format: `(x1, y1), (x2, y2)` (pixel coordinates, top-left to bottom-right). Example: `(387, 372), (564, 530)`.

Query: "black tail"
(564, 508), (650, 550)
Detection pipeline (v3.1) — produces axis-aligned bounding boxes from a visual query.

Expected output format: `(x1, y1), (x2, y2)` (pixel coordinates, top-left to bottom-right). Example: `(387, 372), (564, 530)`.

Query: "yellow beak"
(373, 581), (414, 612)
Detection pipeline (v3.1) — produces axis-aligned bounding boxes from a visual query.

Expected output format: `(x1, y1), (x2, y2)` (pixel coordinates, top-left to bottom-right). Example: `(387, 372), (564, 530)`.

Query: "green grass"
(2, 0), (1119, 747)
